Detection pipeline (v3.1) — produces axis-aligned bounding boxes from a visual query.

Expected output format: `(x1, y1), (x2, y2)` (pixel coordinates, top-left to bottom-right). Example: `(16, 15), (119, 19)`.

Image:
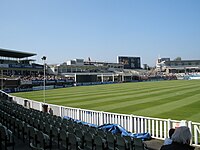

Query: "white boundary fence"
(3, 92), (200, 147)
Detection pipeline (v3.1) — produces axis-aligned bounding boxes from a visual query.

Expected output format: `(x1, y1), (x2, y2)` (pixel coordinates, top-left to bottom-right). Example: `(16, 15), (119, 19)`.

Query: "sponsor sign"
(0, 64), (9, 68)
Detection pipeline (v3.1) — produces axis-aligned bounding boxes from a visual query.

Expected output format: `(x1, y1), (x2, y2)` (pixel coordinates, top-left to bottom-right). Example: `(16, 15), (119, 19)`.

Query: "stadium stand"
(2, 90), (200, 150)
(0, 48), (74, 93)
(0, 91), (169, 150)
(0, 48), (183, 94)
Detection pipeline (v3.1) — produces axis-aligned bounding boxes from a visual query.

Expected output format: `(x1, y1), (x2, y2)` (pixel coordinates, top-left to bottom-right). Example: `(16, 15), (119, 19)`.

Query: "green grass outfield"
(12, 80), (200, 122)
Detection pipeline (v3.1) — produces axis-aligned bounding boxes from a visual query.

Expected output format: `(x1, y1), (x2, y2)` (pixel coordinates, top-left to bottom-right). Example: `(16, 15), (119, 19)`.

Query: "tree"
(174, 57), (182, 61)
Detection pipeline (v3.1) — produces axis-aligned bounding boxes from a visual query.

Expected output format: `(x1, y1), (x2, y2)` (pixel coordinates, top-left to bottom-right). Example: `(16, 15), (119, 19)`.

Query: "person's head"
(171, 126), (192, 145)
(169, 128), (175, 139)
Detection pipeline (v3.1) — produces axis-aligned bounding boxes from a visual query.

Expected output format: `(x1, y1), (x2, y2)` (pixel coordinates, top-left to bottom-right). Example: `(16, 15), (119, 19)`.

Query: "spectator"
(163, 128), (175, 145)
(160, 126), (194, 150)
(49, 108), (53, 115)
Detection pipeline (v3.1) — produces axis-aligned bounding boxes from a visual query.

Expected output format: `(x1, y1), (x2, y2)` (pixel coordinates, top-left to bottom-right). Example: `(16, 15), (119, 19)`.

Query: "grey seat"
(39, 122), (46, 132)
(84, 132), (94, 150)
(30, 142), (44, 150)
(74, 123), (82, 130)
(123, 136), (134, 150)
(33, 119), (40, 129)
(54, 121), (61, 129)
(75, 129), (84, 148)
(5, 113), (11, 129)
(10, 116), (16, 133)
(16, 119), (24, 139)
(106, 132), (116, 150)
(36, 130), (50, 150)
(23, 122), (31, 142)
(93, 135), (107, 150)
(67, 126), (74, 134)
(0, 125), (15, 150)
(68, 133), (81, 150)
(82, 125), (89, 133)
(29, 126), (38, 144)
(88, 127), (97, 136)
(29, 117), (35, 126)
(97, 129), (107, 139)
(59, 129), (68, 149)
(44, 123), (53, 147)
(61, 124), (68, 131)
(116, 135), (129, 150)
(62, 118), (69, 125)
(133, 138), (148, 150)
(51, 126), (60, 148)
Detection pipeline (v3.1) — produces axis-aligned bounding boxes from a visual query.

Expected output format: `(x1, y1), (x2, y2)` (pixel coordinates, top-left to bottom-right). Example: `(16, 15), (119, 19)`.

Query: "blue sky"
(0, 0), (200, 66)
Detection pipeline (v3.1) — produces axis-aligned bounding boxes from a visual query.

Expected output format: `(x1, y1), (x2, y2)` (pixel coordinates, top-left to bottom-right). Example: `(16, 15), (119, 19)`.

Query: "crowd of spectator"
(18, 74), (67, 81)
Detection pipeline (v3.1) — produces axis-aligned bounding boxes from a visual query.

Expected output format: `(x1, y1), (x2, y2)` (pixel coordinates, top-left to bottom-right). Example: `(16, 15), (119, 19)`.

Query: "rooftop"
(0, 48), (36, 58)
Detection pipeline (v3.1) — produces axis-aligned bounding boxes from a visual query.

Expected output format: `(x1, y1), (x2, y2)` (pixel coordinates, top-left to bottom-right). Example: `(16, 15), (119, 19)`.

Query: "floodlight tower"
(41, 56), (47, 103)
(1, 70), (3, 90)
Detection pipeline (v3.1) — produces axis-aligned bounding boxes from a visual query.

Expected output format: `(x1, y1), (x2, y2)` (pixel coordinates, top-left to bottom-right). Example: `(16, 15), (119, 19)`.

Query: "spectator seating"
(0, 93), (149, 150)
(0, 123), (15, 150)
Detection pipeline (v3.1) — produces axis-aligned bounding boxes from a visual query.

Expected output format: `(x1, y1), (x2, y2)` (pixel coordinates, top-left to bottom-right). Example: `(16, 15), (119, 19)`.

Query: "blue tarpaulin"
(63, 116), (151, 140)
(63, 116), (98, 127)
(98, 124), (151, 140)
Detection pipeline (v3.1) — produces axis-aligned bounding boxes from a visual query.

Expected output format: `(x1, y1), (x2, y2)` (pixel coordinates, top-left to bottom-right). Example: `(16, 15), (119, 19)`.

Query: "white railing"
(191, 122), (200, 146)
(2, 91), (200, 146)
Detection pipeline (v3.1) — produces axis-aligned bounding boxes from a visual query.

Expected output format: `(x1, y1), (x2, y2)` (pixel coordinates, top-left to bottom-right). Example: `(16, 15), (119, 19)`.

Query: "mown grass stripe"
(45, 81), (196, 102)
(156, 99), (200, 121)
(89, 85), (200, 111)
(11, 80), (200, 122)
(18, 82), (177, 99)
(132, 93), (200, 118)
(14, 80), (194, 98)
(56, 83), (199, 108)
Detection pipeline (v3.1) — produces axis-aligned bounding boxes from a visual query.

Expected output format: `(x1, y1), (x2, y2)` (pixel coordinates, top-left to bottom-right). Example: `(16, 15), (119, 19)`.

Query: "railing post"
(141, 117), (144, 133)
(164, 120), (167, 138)
(59, 106), (62, 117)
(167, 119), (171, 130)
(180, 120), (187, 126)
(188, 121), (192, 130)
(99, 111), (103, 125)
(40, 102), (43, 111)
(194, 124), (200, 145)
(12, 96), (16, 102)
(77, 108), (80, 120)
(129, 115), (133, 133)
(152, 120), (155, 137)
(30, 99), (33, 108)
(187, 121), (193, 144)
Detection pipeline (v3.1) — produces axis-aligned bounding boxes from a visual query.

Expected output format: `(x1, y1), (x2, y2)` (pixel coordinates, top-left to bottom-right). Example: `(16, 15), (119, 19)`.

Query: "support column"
(74, 74), (77, 82)
(122, 75), (124, 82)
(101, 74), (104, 82)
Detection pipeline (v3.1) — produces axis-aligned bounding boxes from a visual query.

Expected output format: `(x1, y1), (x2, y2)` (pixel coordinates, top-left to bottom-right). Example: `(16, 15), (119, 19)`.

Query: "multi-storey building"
(156, 58), (200, 74)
